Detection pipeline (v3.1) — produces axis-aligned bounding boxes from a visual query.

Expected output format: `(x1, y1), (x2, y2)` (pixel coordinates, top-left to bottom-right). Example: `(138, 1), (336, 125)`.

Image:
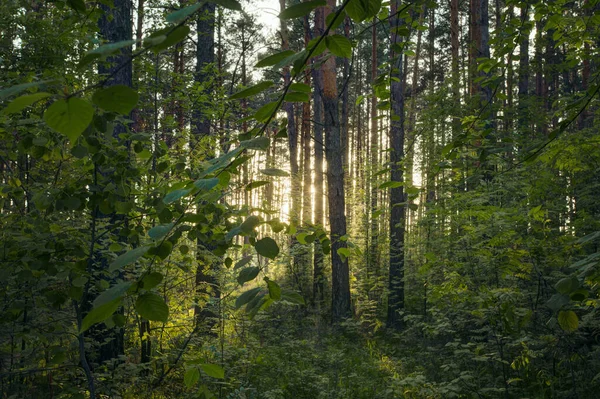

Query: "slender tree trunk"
(341, 16), (351, 220)
(312, 6), (325, 304)
(368, 23), (379, 296)
(387, 0), (406, 330)
(193, 3), (219, 332)
(83, 0), (132, 365)
(322, 0), (351, 321)
(517, 5), (529, 134)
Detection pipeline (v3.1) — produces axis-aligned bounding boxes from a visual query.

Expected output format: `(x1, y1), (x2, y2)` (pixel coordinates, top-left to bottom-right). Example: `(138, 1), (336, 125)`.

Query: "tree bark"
(193, 3), (219, 333)
(312, 6), (325, 304)
(84, 0), (132, 364)
(322, 0), (351, 321)
(517, 5), (529, 133)
(387, 0), (407, 330)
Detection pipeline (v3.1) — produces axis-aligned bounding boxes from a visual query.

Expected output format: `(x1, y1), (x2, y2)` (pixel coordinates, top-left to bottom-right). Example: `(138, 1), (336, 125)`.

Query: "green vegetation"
(1, 0), (600, 398)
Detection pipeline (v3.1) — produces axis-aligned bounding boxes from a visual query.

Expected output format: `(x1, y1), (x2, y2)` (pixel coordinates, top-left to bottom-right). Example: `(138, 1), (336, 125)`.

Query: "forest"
(1, 0), (600, 397)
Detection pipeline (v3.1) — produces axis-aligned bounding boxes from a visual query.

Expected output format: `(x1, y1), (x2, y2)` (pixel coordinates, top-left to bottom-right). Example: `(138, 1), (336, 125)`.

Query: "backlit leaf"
(325, 34), (353, 58)
(184, 367), (200, 388)
(266, 279), (281, 300)
(80, 298), (121, 333)
(558, 310), (578, 332)
(44, 98), (94, 142)
(200, 363), (225, 379)
(109, 246), (150, 272)
(255, 50), (295, 68)
(93, 281), (131, 307)
(92, 85), (139, 114)
(135, 292), (169, 322)
(2, 92), (51, 114)
(230, 81), (273, 100)
(279, 0), (325, 19)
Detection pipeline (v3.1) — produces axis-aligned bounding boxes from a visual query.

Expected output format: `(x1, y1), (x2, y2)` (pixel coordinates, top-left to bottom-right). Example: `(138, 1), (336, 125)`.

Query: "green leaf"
(212, 0), (242, 10)
(2, 92), (51, 114)
(285, 92), (310, 102)
(135, 292), (169, 322)
(200, 363), (225, 379)
(245, 181), (270, 191)
(325, 9), (346, 30)
(379, 181), (403, 189)
(67, 0), (86, 13)
(254, 237), (279, 259)
(240, 215), (261, 233)
(555, 276), (579, 295)
(235, 287), (262, 308)
(194, 177), (220, 191)
(261, 168), (289, 177)
(184, 367), (200, 388)
(266, 279), (281, 300)
(44, 98), (94, 142)
(79, 40), (136, 69)
(325, 34), (353, 58)
(148, 223), (174, 240)
(230, 81), (273, 100)
(254, 101), (279, 122)
(279, 0), (326, 19)
(281, 289), (305, 305)
(306, 37), (327, 58)
(237, 266), (260, 285)
(546, 293), (569, 312)
(92, 85), (139, 115)
(570, 289), (588, 302)
(240, 136), (270, 151)
(558, 310), (578, 332)
(166, 3), (202, 24)
(93, 281), (131, 307)
(337, 247), (351, 260)
(234, 256), (253, 270)
(149, 25), (190, 53)
(109, 246), (150, 272)
(290, 83), (311, 93)
(72, 276), (88, 287)
(164, 188), (193, 204)
(345, 0), (382, 22)
(154, 241), (173, 260)
(142, 272), (164, 290)
(297, 232), (308, 244)
(226, 226), (242, 241)
(80, 298), (122, 333)
(0, 80), (55, 101)
(255, 50), (295, 68)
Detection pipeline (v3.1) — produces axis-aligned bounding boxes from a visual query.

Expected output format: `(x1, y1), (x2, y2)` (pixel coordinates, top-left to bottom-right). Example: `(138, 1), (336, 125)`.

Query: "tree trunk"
(84, 0), (132, 365)
(368, 22), (379, 295)
(387, 0), (407, 330)
(451, 0), (461, 139)
(193, 3), (219, 333)
(322, 0), (351, 321)
(517, 5), (529, 134)
(312, 5), (325, 305)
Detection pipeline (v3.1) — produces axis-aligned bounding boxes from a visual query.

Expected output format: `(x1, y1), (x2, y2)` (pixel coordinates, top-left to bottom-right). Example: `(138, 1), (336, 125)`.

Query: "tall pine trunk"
(312, 6), (325, 304)
(322, 0), (351, 321)
(387, 0), (407, 330)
